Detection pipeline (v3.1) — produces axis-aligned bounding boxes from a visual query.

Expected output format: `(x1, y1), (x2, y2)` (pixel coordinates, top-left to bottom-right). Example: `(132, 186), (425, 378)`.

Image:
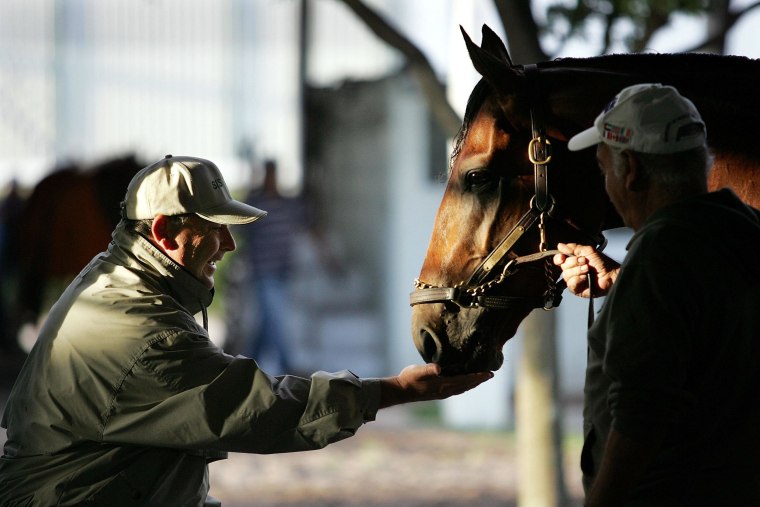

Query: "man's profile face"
(167, 215), (236, 289)
(596, 143), (631, 227)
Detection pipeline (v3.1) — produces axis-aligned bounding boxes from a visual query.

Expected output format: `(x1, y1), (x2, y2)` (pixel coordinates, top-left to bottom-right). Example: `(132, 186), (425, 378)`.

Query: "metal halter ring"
(529, 194), (556, 215)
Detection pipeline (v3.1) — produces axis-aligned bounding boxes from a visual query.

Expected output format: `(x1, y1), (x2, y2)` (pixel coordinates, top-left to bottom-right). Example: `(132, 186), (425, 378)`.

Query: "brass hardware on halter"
(409, 96), (606, 311)
(410, 123), (563, 310)
(528, 136), (552, 165)
(411, 251), (558, 309)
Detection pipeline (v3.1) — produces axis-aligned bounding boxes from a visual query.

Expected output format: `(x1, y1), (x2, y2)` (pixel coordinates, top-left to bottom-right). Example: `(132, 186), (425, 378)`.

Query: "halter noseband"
(409, 65), (605, 312)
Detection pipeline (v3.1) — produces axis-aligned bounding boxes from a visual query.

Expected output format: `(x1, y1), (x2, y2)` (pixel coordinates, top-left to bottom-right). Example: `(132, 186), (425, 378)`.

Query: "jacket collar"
(110, 221), (214, 316)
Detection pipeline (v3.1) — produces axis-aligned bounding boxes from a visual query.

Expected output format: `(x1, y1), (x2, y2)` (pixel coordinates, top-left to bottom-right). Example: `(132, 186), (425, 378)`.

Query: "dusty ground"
(207, 406), (585, 507)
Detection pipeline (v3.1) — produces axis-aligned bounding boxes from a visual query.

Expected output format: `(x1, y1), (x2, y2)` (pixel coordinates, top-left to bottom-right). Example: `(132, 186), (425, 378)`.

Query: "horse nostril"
(419, 329), (442, 363)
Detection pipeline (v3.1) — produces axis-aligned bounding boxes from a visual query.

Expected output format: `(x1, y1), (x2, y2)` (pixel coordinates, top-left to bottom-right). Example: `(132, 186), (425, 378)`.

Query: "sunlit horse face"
(411, 24), (760, 374)
(412, 94), (534, 373)
(411, 83), (608, 374)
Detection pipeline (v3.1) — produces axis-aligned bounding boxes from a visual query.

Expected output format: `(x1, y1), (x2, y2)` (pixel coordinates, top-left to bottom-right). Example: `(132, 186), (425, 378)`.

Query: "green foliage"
(544, 0), (713, 53)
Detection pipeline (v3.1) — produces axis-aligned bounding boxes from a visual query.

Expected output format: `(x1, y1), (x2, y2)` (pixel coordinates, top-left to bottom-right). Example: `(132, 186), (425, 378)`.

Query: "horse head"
(411, 25), (760, 374)
(410, 26), (615, 374)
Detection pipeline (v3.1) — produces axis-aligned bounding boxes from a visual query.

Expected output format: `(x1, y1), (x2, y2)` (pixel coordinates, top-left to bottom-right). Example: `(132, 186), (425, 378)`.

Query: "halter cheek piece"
(409, 64), (606, 312)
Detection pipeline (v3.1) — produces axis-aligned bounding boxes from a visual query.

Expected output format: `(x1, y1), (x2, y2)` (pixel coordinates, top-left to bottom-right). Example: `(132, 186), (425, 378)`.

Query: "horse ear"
(480, 24), (514, 67)
(460, 25), (521, 96)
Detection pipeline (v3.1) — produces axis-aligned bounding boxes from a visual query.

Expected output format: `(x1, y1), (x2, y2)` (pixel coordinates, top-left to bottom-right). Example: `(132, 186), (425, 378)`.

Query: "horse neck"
(542, 54), (760, 161)
(535, 54), (760, 210)
(710, 152), (760, 208)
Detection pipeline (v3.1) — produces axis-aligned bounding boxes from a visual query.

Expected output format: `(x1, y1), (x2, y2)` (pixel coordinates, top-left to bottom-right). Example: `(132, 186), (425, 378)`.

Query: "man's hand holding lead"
(553, 242), (620, 298)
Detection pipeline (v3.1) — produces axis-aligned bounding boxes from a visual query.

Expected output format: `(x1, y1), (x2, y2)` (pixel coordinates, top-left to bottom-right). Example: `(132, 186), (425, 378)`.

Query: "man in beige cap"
(554, 85), (760, 506)
(0, 155), (493, 506)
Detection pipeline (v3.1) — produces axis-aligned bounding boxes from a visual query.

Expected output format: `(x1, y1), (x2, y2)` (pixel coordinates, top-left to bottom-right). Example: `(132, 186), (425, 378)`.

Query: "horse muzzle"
(411, 305), (507, 375)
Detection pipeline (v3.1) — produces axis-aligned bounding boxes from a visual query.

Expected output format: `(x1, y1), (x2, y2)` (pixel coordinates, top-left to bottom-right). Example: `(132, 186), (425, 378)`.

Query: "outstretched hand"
(553, 242), (620, 298)
(379, 364), (493, 409)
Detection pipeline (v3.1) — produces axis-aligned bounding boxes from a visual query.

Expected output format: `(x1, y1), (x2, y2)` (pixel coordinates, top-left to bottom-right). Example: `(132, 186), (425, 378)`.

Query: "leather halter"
(409, 65), (606, 311)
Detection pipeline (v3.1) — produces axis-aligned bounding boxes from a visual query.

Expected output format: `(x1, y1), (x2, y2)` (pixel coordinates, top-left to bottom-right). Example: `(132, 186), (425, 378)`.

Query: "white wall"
(383, 78), (446, 372)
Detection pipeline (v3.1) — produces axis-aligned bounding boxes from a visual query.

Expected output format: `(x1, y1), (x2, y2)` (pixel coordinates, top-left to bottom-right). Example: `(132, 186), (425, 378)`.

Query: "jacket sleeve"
(101, 326), (382, 454)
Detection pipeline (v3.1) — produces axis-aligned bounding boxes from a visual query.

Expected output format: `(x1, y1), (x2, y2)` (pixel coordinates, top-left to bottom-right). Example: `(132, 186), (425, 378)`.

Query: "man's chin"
(197, 274), (215, 290)
(201, 265), (217, 289)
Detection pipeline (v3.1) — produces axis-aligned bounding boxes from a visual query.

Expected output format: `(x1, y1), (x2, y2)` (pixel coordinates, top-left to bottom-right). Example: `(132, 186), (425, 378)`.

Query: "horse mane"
(548, 52), (756, 77)
(545, 53), (760, 159)
(456, 52), (760, 161)
(544, 52), (760, 111)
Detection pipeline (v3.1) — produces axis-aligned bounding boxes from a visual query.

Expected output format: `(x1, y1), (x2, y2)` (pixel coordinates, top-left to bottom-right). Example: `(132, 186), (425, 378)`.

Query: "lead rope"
(587, 272), (596, 328)
(585, 232), (610, 327)
(585, 234), (608, 327)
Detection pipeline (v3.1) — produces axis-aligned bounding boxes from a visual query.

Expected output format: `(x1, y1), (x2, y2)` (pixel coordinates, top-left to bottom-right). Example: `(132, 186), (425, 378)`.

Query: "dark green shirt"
(583, 189), (760, 505)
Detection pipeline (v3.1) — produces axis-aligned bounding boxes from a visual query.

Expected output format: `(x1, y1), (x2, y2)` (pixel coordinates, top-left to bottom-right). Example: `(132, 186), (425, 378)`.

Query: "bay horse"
(12, 155), (143, 332)
(410, 25), (760, 374)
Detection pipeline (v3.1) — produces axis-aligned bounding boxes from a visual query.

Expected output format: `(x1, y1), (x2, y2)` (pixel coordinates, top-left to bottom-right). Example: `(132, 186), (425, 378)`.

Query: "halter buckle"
(528, 136), (552, 165)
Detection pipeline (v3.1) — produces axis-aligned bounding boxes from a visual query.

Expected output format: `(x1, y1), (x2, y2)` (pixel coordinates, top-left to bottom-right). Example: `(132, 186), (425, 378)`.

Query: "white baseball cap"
(568, 83), (706, 154)
(123, 155), (267, 225)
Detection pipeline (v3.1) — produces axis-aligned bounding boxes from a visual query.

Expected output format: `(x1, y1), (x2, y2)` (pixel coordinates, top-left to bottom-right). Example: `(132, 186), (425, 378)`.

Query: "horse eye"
(465, 170), (497, 192)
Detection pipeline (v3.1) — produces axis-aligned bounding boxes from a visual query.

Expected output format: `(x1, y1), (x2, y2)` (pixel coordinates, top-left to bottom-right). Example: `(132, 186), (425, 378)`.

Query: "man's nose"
(221, 226), (236, 252)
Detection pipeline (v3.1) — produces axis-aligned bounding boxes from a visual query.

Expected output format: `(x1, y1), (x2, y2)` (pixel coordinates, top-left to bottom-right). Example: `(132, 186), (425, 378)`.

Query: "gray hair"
(609, 145), (713, 190)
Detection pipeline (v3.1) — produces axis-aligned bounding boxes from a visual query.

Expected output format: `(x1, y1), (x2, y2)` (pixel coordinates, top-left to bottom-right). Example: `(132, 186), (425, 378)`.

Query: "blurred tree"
(337, 0), (760, 135)
(543, 0), (760, 55)
(339, 0), (461, 138)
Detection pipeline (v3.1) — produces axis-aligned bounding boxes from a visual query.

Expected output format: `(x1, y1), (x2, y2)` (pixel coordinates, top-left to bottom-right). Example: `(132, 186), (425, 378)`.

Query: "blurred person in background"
(554, 84), (760, 506)
(0, 154), (493, 507)
(239, 159), (303, 372)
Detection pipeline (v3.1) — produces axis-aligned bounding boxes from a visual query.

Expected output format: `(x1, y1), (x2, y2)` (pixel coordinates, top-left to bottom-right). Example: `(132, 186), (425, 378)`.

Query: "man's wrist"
(378, 376), (404, 409)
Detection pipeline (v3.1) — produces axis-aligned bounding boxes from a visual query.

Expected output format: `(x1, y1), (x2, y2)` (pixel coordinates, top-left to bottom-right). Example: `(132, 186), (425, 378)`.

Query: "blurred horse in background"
(410, 25), (760, 374)
(6, 155), (142, 350)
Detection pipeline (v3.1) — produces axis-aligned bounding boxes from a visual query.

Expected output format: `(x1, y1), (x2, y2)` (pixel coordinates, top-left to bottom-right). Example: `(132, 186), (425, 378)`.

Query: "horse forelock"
(451, 79), (493, 165)
(452, 83), (529, 166)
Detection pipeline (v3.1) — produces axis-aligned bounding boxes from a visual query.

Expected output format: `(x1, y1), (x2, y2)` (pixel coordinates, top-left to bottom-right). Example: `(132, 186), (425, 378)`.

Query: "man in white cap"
(554, 85), (760, 506)
(0, 155), (493, 506)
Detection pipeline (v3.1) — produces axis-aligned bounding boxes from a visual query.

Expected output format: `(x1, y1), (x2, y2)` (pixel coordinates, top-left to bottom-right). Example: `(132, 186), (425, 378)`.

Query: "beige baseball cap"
(123, 155), (267, 224)
(568, 83), (706, 154)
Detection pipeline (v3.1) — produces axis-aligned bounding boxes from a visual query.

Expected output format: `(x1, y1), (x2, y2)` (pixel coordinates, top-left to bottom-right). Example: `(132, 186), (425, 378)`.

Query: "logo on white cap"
(568, 83), (706, 154)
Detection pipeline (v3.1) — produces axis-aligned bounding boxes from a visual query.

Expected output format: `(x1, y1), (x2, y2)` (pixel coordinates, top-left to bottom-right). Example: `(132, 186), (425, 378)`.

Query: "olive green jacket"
(0, 222), (381, 506)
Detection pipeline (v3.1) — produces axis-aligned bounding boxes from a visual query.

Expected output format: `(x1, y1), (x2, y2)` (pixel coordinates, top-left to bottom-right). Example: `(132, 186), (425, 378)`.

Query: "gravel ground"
(207, 406), (585, 507)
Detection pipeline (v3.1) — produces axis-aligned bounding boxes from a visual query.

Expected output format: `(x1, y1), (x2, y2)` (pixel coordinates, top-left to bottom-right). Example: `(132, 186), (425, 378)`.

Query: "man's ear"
(623, 151), (647, 191)
(151, 214), (178, 252)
